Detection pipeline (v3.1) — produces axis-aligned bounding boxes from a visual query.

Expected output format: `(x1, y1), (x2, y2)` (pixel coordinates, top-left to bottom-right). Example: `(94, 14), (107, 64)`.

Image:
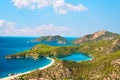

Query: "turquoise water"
(0, 37), (52, 78)
(60, 53), (92, 62)
(0, 37), (76, 78)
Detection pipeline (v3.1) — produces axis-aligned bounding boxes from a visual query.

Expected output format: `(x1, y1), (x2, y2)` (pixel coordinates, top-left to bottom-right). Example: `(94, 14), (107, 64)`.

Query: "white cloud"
(12, 0), (54, 9)
(14, 24), (71, 36)
(53, 0), (87, 14)
(11, 0), (87, 14)
(0, 20), (15, 27)
(0, 19), (71, 36)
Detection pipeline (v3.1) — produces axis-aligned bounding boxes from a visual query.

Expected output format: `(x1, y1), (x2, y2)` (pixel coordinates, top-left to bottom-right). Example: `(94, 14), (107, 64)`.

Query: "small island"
(32, 35), (68, 44)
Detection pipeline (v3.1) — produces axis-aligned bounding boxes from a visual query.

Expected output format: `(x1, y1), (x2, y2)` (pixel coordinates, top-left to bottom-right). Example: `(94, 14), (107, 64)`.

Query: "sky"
(0, 0), (120, 37)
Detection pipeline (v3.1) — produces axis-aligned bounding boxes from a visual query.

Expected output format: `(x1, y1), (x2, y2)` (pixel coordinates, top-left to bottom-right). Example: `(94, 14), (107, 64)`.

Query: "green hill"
(74, 30), (120, 44)
(6, 44), (79, 60)
(33, 35), (67, 44)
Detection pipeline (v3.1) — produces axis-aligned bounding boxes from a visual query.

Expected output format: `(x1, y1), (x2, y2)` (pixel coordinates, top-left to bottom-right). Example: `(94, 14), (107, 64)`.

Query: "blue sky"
(0, 0), (120, 36)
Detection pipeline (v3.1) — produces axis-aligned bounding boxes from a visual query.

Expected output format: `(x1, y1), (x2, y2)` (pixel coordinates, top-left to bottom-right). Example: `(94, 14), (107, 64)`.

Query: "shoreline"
(1, 57), (55, 80)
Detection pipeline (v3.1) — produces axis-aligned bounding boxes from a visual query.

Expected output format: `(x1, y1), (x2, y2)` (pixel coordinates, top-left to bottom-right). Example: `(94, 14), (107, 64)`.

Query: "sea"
(0, 36), (77, 78)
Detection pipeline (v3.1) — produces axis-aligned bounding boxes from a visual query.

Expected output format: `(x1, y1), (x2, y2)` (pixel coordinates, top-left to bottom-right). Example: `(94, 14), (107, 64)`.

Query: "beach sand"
(1, 58), (55, 80)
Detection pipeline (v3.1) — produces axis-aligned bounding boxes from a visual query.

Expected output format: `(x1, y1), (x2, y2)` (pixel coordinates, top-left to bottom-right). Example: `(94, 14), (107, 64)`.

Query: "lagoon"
(60, 53), (92, 62)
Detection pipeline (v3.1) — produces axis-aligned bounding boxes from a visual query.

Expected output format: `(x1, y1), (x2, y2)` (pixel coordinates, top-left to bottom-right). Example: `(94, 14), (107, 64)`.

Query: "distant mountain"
(33, 35), (67, 44)
(74, 30), (120, 44)
(74, 30), (120, 54)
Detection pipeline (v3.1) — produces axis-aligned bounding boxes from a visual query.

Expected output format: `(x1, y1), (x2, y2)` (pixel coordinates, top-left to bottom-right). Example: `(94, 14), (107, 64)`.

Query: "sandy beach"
(1, 58), (55, 80)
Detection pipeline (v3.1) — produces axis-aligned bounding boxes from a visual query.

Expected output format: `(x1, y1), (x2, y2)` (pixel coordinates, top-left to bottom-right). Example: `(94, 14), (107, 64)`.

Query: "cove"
(59, 52), (92, 62)
(0, 57), (51, 78)
(0, 37), (76, 79)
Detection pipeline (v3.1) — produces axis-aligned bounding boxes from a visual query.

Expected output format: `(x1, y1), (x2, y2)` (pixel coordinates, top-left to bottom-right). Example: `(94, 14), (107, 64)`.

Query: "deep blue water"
(0, 37), (77, 78)
(0, 37), (52, 78)
(60, 53), (92, 62)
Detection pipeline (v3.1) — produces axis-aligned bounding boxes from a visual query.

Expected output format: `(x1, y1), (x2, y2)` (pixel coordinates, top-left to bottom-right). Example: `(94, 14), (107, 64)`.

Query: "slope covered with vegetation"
(32, 35), (67, 44)
(19, 50), (120, 80)
(79, 37), (120, 54)
(7, 30), (120, 80)
(18, 36), (120, 80)
(74, 30), (120, 44)
(6, 44), (79, 60)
